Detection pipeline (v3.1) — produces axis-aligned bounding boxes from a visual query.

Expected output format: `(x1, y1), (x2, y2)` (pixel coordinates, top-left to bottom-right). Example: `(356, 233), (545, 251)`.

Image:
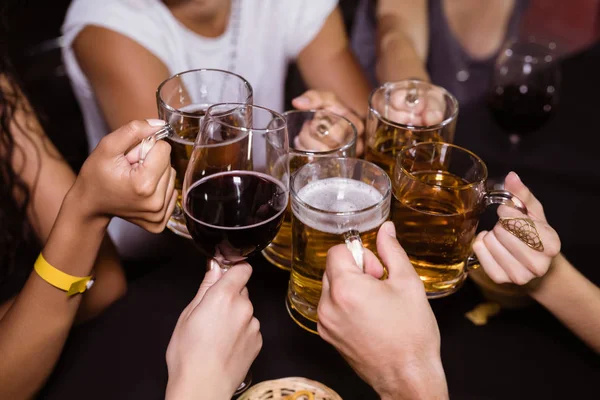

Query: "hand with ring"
(472, 172), (561, 286)
(292, 90), (365, 156)
(383, 81), (447, 127)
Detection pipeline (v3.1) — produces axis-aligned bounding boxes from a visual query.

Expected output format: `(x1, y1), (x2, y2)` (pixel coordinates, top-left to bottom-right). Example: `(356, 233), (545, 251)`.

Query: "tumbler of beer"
(156, 69), (253, 238)
(286, 158), (391, 334)
(262, 110), (358, 271)
(391, 142), (527, 298)
(365, 79), (459, 176)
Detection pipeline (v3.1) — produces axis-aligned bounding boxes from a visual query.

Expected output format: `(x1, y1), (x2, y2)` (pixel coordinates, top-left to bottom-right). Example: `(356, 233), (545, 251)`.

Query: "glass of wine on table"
(487, 37), (560, 184)
(182, 103), (288, 394)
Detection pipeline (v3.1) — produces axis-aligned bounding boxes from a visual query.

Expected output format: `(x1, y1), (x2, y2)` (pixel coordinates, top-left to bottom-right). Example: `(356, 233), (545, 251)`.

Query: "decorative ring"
(499, 217), (544, 252)
(138, 136), (156, 165)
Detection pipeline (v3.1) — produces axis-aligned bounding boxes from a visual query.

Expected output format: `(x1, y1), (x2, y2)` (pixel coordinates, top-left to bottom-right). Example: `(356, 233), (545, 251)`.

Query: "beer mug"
(156, 69), (253, 238)
(365, 80), (459, 176)
(391, 142), (527, 298)
(262, 110), (358, 271)
(286, 158), (391, 334)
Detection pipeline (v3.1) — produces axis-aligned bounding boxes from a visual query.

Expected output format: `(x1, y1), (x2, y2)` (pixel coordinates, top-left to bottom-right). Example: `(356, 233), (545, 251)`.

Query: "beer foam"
(294, 178), (388, 234)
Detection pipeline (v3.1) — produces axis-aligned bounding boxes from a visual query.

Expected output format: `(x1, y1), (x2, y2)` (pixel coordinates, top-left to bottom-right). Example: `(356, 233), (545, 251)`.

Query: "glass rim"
(396, 142), (489, 190)
(283, 109), (358, 156)
(291, 157), (392, 217)
(204, 102), (286, 134)
(156, 68), (253, 118)
(368, 79), (459, 131)
(500, 37), (559, 62)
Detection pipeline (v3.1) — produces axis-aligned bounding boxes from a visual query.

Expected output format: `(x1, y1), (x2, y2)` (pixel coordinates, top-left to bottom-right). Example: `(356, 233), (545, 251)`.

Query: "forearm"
(376, 34), (430, 84)
(0, 189), (109, 398)
(165, 374), (232, 400)
(529, 253), (600, 353)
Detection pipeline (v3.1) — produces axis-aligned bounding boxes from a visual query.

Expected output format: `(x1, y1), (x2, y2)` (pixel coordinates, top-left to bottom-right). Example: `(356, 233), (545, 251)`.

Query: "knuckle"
(134, 178), (156, 197)
(330, 279), (356, 308)
(125, 119), (146, 134)
(250, 317), (260, 334)
(149, 196), (166, 213)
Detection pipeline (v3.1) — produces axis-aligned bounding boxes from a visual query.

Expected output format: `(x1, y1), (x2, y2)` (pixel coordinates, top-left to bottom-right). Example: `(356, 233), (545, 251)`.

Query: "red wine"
(488, 84), (557, 135)
(184, 171), (288, 263)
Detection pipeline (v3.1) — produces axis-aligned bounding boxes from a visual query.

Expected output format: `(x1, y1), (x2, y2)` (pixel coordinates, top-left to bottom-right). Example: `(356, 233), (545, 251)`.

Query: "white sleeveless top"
(61, 0), (336, 259)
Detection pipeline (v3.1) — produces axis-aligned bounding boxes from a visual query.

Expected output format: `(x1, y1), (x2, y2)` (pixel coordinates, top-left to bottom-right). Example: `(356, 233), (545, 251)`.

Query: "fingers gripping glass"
(140, 69), (253, 239)
(391, 142), (527, 299)
(286, 158), (391, 334)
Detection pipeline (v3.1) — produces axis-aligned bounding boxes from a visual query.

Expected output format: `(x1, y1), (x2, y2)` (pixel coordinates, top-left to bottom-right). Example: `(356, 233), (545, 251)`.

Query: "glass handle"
(343, 229), (364, 272)
(483, 189), (528, 214)
(467, 189), (529, 271)
(139, 124), (175, 163)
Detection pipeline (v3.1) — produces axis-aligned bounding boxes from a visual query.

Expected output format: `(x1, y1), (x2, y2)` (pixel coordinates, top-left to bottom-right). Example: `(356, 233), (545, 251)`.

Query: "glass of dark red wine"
(182, 103), (288, 395)
(487, 37), (560, 177)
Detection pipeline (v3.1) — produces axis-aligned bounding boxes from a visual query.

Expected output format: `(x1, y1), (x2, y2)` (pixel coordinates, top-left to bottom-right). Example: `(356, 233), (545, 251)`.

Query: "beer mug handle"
(466, 189), (528, 270)
(343, 229), (365, 272)
(139, 124), (176, 163)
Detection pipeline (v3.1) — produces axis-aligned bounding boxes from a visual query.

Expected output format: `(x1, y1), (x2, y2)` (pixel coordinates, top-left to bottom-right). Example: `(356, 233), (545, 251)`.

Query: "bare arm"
(529, 254), (600, 353)
(73, 26), (170, 131)
(0, 80), (125, 322)
(375, 0), (430, 83)
(296, 7), (372, 119)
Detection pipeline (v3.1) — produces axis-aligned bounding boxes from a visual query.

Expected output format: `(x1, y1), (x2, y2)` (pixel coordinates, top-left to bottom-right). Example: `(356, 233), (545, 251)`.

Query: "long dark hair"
(0, 38), (32, 284)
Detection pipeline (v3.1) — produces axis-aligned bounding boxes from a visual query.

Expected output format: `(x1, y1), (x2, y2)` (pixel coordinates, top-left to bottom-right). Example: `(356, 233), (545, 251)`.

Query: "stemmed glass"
(182, 103), (289, 393)
(487, 37), (560, 179)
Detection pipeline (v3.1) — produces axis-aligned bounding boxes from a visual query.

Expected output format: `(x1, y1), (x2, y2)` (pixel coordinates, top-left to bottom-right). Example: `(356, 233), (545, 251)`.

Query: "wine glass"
(182, 103), (289, 393)
(487, 37), (560, 180)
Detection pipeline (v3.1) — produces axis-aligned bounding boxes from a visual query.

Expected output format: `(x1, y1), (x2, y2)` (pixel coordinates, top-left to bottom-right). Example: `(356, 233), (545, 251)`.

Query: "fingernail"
(146, 118), (166, 127)
(510, 171), (522, 183)
(294, 96), (310, 105)
(384, 221), (396, 237)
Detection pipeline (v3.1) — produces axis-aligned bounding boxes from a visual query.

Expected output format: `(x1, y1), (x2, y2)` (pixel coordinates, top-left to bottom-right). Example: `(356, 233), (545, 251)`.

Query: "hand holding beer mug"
(366, 80), (459, 175)
(286, 158), (391, 334)
(262, 110), (358, 271)
(149, 69), (253, 238)
(391, 142), (528, 298)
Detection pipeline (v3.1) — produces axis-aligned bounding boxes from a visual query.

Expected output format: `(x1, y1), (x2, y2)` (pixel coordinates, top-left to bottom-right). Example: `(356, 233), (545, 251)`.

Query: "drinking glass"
(365, 79), (459, 176)
(262, 110), (358, 271)
(488, 38), (560, 146)
(286, 158), (391, 334)
(182, 103), (288, 395)
(155, 69), (253, 238)
(391, 142), (527, 299)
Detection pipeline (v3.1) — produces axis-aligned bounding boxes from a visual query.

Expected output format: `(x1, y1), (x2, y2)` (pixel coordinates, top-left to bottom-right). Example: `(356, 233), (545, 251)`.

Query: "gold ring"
(499, 217), (544, 252)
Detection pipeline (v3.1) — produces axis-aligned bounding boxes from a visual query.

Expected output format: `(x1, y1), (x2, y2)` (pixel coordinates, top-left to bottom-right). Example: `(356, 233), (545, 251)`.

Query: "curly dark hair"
(0, 30), (32, 284)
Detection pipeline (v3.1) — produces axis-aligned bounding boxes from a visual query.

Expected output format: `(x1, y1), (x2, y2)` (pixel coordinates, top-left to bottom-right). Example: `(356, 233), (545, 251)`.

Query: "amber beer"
(286, 158), (391, 334)
(262, 110), (357, 271)
(392, 142), (527, 298)
(365, 80), (459, 175)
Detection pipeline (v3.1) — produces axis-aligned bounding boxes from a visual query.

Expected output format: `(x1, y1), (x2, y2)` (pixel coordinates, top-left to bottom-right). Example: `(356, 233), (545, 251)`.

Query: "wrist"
(528, 253), (568, 302)
(64, 180), (110, 226)
(166, 372), (232, 400)
(376, 358), (448, 400)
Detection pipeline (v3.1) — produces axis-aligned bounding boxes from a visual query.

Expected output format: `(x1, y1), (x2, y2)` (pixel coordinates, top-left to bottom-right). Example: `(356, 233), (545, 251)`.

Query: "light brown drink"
(288, 177), (388, 333)
(392, 170), (479, 295)
(365, 122), (446, 175)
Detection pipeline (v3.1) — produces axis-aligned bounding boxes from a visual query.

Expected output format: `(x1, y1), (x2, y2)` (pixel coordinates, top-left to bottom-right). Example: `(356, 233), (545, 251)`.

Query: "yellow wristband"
(34, 253), (95, 297)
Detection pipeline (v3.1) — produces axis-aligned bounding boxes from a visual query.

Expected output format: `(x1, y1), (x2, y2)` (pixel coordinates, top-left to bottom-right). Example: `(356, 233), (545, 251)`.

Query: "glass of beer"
(391, 142), (527, 299)
(262, 110), (358, 271)
(286, 158), (391, 334)
(365, 79), (459, 176)
(156, 69), (253, 238)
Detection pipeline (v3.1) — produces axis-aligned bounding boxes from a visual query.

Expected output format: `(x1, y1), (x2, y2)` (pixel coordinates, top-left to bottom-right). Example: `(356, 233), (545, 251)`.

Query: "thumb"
(195, 264), (225, 303)
(503, 171), (545, 219)
(376, 222), (419, 282)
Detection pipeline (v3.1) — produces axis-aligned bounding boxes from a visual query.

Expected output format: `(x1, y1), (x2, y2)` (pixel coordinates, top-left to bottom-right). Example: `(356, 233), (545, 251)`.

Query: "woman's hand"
(70, 119), (177, 233)
(166, 264), (261, 400)
(293, 90), (365, 155)
(473, 172), (561, 285)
